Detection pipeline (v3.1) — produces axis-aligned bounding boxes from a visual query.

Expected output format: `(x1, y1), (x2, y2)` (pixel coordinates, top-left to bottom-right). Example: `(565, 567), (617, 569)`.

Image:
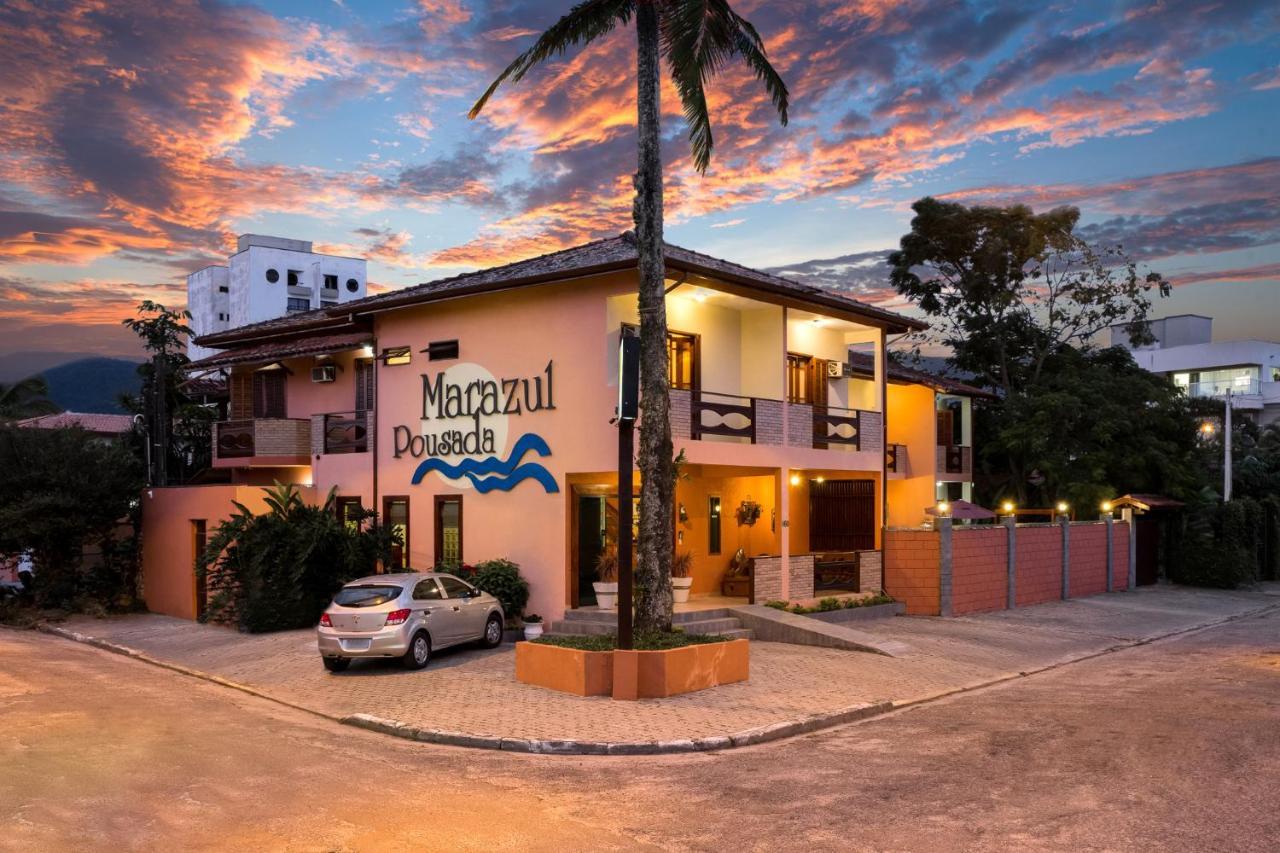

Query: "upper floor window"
(286, 297), (310, 313)
(252, 370), (286, 419)
(287, 269), (303, 287)
(622, 324), (699, 391)
(786, 353), (828, 406)
(936, 399), (963, 446)
(323, 274), (338, 291)
(425, 340), (459, 361)
(382, 346), (412, 366)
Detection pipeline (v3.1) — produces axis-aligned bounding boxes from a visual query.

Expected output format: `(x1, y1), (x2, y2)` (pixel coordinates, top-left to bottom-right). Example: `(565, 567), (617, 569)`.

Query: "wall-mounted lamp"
(815, 475), (826, 484)
(678, 502), (688, 524)
(789, 473), (801, 487)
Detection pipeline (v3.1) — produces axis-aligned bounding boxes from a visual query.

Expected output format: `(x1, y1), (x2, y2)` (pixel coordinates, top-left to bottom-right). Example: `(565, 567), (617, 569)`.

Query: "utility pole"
(1224, 388), (1232, 502)
(616, 336), (640, 650)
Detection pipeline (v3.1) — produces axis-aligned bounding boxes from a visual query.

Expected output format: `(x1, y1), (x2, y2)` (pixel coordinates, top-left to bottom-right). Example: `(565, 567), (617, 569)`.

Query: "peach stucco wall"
(885, 382), (938, 528)
(141, 484), (315, 619)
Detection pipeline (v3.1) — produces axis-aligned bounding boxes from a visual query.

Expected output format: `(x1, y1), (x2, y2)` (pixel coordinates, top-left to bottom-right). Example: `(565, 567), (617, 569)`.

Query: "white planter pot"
(523, 624), (544, 641)
(671, 576), (693, 604)
(593, 581), (618, 610)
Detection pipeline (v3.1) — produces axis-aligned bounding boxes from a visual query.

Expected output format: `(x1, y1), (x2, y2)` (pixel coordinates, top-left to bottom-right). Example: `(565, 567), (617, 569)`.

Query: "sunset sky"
(1, 0), (1277, 361)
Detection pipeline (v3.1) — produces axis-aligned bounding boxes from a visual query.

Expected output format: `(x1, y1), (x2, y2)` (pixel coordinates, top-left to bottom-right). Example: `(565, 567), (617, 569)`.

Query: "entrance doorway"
(571, 488), (640, 608)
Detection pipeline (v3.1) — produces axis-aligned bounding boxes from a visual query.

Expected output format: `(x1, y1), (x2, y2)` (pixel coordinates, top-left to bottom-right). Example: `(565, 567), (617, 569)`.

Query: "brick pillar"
(939, 518), (953, 617)
(1104, 515), (1114, 593)
(1004, 516), (1017, 609)
(1060, 516), (1071, 600)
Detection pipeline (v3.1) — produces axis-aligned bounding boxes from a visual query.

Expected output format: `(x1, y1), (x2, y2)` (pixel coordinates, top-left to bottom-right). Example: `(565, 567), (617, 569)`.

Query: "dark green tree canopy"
(889, 197), (1170, 397)
(0, 376), (61, 421)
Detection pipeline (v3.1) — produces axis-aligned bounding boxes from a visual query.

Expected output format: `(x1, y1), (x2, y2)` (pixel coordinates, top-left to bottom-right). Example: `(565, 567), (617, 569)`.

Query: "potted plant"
(671, 551), (693, 604)
(522, 614), (543, 641)
(594, 546), (619, 610)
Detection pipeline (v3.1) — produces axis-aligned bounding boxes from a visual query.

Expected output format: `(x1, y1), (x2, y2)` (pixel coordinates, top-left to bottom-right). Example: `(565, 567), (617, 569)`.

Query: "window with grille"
(286, 297), (309, 312)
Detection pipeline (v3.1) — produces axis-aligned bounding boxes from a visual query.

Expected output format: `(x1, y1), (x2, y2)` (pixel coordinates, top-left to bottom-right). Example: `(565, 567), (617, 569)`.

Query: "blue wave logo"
(410, 433), (559, 493)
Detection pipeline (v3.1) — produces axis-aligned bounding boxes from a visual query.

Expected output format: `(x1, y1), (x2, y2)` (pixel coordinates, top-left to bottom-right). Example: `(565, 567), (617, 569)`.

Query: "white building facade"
(1111, 314), (1280, 426)
(188, 235), (367, 361)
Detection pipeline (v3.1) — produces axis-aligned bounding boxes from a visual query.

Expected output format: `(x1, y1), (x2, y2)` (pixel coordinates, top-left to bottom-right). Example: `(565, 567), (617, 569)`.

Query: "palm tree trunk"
(632, 0), (674, 633)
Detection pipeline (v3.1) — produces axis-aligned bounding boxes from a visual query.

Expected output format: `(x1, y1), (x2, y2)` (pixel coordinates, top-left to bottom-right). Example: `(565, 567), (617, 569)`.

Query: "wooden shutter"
(809, 359), (829, 407)
(936, 409), (953, 445)
(253, 371), (286, 419)
(355, 359), (375, 412)
(229, 373), (254, 420)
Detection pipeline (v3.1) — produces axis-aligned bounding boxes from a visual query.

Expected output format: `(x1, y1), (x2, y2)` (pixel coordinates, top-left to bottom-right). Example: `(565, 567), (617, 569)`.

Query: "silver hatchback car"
(317, 572), (505, 672)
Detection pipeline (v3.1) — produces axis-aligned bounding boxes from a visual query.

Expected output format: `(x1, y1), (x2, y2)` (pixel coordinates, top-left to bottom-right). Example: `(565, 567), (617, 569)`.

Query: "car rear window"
(333, 585), (401, 608)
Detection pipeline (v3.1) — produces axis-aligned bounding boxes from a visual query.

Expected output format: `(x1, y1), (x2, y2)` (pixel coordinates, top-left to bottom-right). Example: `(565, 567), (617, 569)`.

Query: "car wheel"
(402, 631), (431, 670)
(481, 614), (504, 648)
(323, 657), (350, 673)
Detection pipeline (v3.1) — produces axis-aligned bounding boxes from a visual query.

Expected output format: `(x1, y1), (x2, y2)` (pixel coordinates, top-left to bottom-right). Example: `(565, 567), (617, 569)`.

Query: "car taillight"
(319, 612), (332, 627)
(384, 608), (411, 626)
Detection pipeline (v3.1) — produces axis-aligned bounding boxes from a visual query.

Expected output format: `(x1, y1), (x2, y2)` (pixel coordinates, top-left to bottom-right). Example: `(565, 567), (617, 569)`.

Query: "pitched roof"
(846, 353), (995, 398)
(187, 331), (374, 370)
(16, 412), (134, 434)
(196, 232), (925, 347)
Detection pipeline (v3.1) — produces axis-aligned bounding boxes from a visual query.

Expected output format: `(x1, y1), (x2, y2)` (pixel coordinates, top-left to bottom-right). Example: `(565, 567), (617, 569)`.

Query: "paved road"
(2, 608), (1278, 852)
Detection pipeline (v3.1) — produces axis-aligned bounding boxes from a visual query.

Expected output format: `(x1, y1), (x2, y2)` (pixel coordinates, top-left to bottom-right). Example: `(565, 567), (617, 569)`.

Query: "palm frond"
(659, 0), (789, 173)
(469, 0), (637, 119)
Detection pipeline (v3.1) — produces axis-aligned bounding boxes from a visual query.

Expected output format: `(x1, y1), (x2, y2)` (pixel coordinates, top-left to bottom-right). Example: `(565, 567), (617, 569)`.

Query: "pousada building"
(142, 232), (991, 623)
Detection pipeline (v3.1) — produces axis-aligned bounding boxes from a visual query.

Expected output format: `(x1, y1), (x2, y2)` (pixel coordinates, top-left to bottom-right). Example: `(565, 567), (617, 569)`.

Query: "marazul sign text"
(393, 361), (555, 460)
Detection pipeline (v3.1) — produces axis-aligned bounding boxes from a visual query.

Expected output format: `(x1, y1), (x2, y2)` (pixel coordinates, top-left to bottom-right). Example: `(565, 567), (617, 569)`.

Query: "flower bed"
(515, 632), (748, 700)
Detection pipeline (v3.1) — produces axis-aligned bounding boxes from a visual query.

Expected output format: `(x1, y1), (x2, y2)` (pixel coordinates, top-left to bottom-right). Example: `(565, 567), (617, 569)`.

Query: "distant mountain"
(36, 358), (143, 414)
(0, 350), (109, 383)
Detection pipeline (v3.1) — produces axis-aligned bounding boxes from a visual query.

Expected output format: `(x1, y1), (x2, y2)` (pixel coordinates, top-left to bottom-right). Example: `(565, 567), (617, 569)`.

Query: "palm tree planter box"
(515, 639), (749, 699)
(612, 639), (749, 700)
(515, 641), (613, 697)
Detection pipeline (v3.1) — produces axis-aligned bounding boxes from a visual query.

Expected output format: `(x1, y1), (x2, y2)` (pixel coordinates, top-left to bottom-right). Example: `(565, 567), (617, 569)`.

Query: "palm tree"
(471, 1), (788, 632)
(0, 376), (61, 421)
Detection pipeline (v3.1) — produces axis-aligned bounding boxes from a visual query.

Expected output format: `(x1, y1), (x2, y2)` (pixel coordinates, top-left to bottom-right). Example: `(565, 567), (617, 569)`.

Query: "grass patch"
(532, 630), (731, 652)
(763, 592), (895, 615)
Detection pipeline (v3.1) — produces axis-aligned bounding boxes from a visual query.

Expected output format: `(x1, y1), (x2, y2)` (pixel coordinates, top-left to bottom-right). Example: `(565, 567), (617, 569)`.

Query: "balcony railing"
(1182, 378), (1261, 398)
(937, 444), (972, 478)
(214, 418), (310, 463)
(322, 411), (369, 454)
(673, 389), (881, 453)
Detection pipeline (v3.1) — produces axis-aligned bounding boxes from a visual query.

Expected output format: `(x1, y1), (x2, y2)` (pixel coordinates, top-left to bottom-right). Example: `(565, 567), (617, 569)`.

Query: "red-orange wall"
(1016, 525), (1062, 607)
(884, 528), (941, 615)
(1070, 523), (1109, 598)
(951, 527), (1006, 615)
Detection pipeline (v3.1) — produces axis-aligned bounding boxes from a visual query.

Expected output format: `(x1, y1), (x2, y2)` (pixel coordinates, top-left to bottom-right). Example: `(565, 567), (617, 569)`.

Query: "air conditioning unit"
(827, 360), (851, 378)
(311, 365), (337, 383)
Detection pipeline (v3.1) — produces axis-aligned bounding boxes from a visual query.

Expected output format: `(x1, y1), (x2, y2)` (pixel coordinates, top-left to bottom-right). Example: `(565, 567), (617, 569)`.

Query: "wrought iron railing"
(323, 411), (369, 454)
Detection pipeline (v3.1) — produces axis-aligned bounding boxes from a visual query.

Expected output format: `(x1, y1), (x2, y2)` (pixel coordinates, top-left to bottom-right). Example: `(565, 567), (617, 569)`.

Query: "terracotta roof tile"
(16, 412), (134, 433)
(195, 233), (926, 347)
(187, 331), (373, 370)
(846, 352), (996, 398)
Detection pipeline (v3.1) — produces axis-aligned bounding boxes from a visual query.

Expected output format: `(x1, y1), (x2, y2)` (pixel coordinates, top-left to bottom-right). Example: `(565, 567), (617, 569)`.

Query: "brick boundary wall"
(885, 520), (1132, 617)
(1015, 524), (1063, 607)
(857, 549), (883, 593)
(752, 556), (783, 603)
(788, 555), (816, 600)
(1070, 523), (1109, 598)
(884, 529), (941, 615)
(951, 527), (1007, 615)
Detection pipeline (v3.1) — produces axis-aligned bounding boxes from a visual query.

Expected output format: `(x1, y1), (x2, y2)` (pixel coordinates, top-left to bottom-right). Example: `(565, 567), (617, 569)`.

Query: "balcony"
(672, 389), (882, 455)
(214, 418), (310, 465)
(318, 411), (369, 454)
(936, 444), (972, 481)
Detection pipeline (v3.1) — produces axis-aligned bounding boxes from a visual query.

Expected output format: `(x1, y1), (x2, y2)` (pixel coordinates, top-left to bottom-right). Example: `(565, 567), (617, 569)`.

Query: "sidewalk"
(44, 583), (1279, 754)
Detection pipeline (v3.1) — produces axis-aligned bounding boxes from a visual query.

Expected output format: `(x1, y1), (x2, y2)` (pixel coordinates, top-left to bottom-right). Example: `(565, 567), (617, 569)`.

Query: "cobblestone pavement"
(53, 584), (1279, 746)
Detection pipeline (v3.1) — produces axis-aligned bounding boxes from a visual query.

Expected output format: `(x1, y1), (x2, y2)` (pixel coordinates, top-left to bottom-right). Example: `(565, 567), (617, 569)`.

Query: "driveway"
(2, 600), (1278, 850)
(42, 583), (1280, 749)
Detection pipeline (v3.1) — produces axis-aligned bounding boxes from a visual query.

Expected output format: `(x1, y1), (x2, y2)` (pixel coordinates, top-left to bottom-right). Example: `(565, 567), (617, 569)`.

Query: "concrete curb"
(34, 598), (1280, 757)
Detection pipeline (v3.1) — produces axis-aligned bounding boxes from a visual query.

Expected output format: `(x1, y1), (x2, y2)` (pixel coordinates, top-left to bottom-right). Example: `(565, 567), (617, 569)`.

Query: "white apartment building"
(188, 235), (367, 361)
(1111, 314), (1280, 426)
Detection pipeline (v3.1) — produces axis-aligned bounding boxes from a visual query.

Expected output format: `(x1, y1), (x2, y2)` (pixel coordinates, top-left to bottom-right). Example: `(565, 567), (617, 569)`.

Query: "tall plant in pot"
(671, 551), (693, 604)
(594, 546), (619, 610)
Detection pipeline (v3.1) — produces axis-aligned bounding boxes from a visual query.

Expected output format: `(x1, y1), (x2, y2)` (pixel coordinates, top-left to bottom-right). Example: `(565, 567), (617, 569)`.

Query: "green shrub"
(1171, 498), (1262, 588)
(763, 600), (789, 610)
(199, 484), (395, 632)
(464, 558), (530, 622)
(782, 593), (896, 615)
